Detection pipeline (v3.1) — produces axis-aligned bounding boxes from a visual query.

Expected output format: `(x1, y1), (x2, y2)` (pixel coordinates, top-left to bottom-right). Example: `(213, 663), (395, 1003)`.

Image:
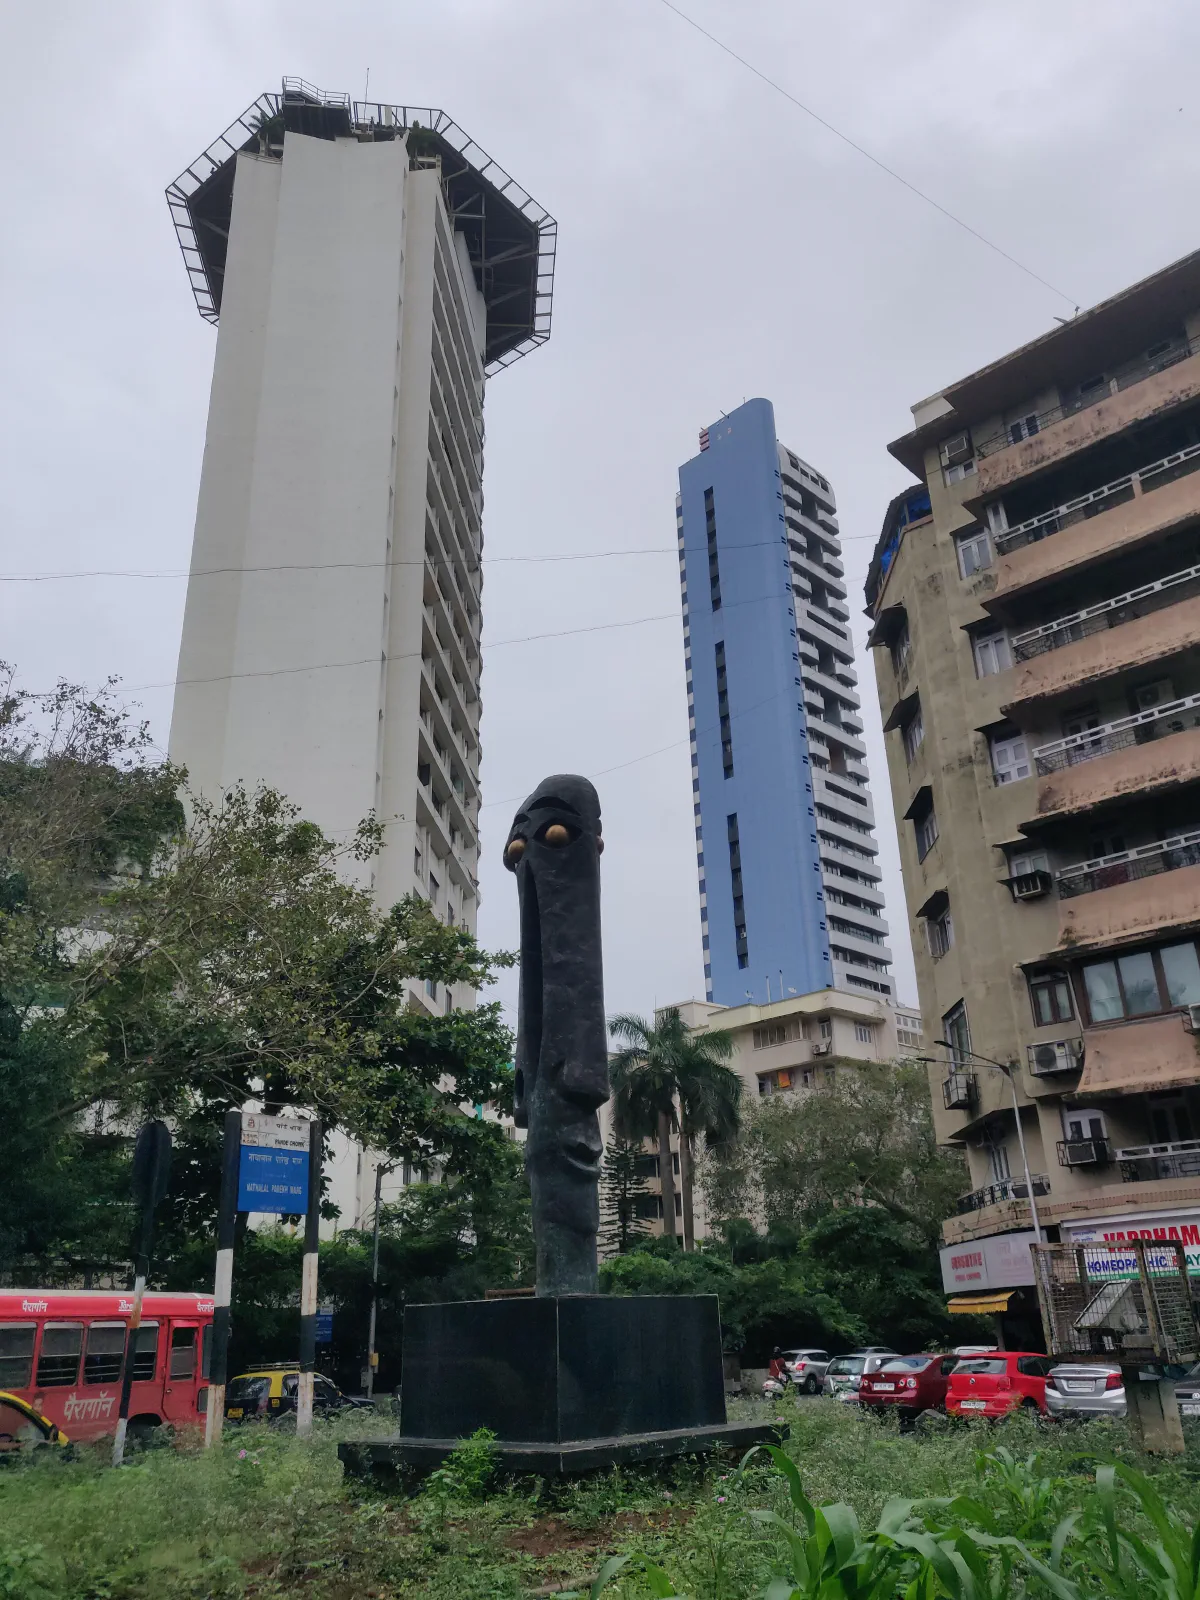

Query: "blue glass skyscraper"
(677, 398), (893, 1006)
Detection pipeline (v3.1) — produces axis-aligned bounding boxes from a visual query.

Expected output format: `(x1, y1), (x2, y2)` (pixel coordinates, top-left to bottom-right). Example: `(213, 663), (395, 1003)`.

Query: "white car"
(822, 1350), (897, 1402)
(782, 1348), (831, 1394)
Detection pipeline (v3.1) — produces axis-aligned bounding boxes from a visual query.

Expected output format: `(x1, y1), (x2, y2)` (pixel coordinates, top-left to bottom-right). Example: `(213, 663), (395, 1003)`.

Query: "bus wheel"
(128, 1415), (163, 1448)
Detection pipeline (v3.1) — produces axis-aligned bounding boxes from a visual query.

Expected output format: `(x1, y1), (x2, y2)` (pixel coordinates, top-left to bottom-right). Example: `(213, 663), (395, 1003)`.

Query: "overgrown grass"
(3, 1398), (1200, 1598)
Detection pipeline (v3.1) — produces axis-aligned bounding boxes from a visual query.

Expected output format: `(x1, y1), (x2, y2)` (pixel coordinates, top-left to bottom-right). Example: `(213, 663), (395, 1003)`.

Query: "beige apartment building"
(866, 246), (1200, 1342)
(610, 990), (921, 1243)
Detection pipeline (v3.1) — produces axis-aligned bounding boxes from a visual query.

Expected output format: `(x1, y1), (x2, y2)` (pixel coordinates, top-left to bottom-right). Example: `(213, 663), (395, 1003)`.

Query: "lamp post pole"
(365, 1160), (393, 1403)
(925, 1042), (1044, 1242)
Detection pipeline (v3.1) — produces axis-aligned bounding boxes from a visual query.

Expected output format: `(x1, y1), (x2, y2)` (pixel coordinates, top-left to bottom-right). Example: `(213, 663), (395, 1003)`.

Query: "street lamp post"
(923, 1042), (1044, 1242)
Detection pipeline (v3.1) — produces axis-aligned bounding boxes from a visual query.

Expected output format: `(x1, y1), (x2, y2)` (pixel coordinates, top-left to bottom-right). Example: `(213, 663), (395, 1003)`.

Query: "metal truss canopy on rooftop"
(165, 78), (556, 373)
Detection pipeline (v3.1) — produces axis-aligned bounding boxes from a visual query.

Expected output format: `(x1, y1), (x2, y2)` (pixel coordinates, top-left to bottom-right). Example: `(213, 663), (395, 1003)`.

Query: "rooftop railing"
(993, 441), (1200, 556)
(1011, 561), (1200, 661)
(974, 334), (1199, 460)
(1032, 690), (1200, 775)
(956, 1174), (1052, 1215)
(1056, 828), (1200, 898)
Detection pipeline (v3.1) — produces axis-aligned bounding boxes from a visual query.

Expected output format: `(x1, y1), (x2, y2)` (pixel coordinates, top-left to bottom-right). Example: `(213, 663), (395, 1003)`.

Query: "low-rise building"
(604, 989), (918, 1244)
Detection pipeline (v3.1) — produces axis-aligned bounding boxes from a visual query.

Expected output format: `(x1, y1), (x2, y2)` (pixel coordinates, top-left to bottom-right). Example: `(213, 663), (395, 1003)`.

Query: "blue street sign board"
(316, 1309), (334, 1344)
(237, 1146), (309, 1213)
(237, 1114), (311, 1213)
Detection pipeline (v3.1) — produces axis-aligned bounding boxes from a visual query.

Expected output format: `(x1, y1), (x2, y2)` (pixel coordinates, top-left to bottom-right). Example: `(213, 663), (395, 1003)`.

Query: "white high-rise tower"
(166, 80), (555, 1223)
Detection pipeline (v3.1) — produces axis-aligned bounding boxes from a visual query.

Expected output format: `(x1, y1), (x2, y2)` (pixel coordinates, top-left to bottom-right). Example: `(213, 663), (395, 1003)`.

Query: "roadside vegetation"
(4, 1400), (1200, 1599)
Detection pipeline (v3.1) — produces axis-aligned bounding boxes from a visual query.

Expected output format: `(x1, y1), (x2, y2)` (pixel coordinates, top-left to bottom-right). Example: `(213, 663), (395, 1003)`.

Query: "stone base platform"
(339, 1293), (781, 1481)
(339, 1419), (786, 1481)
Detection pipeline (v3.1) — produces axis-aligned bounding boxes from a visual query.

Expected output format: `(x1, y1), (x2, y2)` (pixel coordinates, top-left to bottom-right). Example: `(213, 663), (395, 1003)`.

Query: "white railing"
(994, 441), (1200, 554)
(1032, 690), (1200, 774)
(1056, 828), (1200, 897)
(1012, 561), (1200, 660)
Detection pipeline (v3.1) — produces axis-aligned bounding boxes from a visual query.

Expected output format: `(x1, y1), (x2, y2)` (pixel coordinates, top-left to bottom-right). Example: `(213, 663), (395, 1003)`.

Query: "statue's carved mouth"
(561, 1138), (602, 1177)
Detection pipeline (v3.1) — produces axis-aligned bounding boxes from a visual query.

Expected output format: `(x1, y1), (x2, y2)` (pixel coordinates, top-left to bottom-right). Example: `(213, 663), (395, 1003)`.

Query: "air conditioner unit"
(1186, 1004), (1200, 1034)
(1135, 678), (1175, 710)
(811, 1042), (832, 1057)
(941, 432), (973, 466)
(1028, 1038), (1083, 1076)
(1010, 870), (1052, 902)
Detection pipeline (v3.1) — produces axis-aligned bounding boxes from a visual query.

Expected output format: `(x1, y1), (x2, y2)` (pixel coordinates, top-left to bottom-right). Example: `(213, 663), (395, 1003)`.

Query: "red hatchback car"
(946, 1353), (1054, 1418)
(859, 1354), (958, 1419)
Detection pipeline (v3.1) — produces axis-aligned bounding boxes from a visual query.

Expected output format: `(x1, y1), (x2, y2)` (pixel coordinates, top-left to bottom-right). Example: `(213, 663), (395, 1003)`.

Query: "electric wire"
(655, 0), (1077, 307)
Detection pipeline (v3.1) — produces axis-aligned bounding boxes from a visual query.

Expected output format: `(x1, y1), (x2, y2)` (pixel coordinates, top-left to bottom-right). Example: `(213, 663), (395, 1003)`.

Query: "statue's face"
(504, 777), (608, 1232)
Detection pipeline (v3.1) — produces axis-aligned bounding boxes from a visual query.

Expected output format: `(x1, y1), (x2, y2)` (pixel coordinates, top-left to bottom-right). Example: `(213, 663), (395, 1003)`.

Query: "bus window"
(0, 1325), (35, 1388)
(201, 1323), (212, 1382)
(36, 1324), (83, 1387)
(84, 1323), (126, 1385)
(132, 1324), (159, 1382)
(169, 1327), (197, 1380)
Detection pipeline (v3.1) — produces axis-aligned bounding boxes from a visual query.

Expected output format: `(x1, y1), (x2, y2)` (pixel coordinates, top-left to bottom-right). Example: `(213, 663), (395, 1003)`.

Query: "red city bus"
(0, 1290), (214, 1443)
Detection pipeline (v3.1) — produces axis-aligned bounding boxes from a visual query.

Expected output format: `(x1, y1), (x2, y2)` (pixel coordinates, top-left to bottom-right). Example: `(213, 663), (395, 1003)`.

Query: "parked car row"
(766, 1345), (1200, 1424)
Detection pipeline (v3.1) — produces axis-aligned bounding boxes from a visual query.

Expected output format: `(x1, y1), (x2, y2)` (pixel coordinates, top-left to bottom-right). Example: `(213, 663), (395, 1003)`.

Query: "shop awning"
(948, 1291), (1015, 1315)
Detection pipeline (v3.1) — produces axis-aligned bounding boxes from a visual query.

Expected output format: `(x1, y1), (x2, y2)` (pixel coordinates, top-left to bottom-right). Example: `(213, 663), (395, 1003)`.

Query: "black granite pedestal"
(338, 1294), (785, 1481)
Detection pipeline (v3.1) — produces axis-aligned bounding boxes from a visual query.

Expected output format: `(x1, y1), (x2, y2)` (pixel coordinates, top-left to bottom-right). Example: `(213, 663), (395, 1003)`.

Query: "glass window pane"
(169, 1327), (196, 1381)
(36, 1324), (82, 1387)
(132, 1324), (159, 1383)
(1118, 951), (1160, 1016)
(0, 1326), (36, 1390)
(84, 1323), (126, 1385)
(1084, 961), (1124, 1021)
(1162, 943), (1200, 1006)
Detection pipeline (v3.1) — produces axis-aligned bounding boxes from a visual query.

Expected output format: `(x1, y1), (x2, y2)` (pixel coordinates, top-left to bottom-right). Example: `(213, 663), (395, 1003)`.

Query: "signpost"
(205, 1111), (320, 1448)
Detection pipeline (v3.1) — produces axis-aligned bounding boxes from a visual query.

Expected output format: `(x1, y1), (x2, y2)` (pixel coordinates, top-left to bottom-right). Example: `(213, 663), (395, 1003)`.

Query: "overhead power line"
(0, 529), (885, 587)
(655, 0), (1077, 307)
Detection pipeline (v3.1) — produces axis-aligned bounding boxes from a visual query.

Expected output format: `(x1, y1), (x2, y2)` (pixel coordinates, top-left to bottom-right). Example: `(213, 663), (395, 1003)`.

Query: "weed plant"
(3, 1400), (1200, 1597)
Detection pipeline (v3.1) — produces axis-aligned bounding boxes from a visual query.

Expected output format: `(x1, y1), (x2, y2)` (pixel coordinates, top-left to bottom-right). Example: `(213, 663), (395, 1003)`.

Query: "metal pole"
(1004, 1065), (1044, 1242)
(365, 1160), (387, 1403)
(296, 1119), (322, 1438)
(205, 1110), (242, 1448)
(113, 1121), (170, 1467)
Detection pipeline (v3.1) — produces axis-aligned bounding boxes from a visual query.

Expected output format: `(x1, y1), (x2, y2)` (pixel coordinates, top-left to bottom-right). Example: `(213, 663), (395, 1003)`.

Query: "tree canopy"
(0, 669), (520, 1285)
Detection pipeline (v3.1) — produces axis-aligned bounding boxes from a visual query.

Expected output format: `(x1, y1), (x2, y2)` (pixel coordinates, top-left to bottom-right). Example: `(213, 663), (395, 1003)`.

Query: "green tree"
(608, 1008), (742, 1249)
(599, 1136), (651, 1255)
(702, 1060), (967, 1243)
(0, 670), (519, 1284)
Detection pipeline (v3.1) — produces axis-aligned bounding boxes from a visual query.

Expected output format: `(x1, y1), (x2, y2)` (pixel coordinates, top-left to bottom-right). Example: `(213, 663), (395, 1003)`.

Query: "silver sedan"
(1044, 1363), (1125, 1419)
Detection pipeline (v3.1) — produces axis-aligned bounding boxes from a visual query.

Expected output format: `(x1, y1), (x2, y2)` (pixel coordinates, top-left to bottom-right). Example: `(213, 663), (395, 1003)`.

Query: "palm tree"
(608, 1008), (742, 1249)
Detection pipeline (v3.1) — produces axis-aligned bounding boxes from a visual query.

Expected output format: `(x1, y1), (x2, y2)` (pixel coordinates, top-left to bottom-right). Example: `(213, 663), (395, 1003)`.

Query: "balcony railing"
(1012, 561), (1200, 661)
(993, 440), (1200, 555)
(1118, 1140), (1200, 1182)
(974, 334), (1200, 460)
(1056, 828), (1200, 898)
(1032, 690), (1200, 775)
(956, 1174), (1052, 1215)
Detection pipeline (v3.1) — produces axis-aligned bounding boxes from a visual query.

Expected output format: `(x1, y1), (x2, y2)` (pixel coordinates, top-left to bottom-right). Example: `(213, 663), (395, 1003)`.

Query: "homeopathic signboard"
(237, 1113), (311, 1213)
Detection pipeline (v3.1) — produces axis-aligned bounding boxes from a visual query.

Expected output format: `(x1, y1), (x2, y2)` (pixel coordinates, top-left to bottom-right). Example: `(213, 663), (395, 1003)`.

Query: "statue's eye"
(539, 822), (576, 847)
(504, 837), (526, 868)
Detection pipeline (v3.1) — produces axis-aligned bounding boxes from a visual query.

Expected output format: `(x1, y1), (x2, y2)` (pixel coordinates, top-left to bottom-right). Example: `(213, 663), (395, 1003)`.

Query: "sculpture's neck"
(535, 1221), (598, 1297)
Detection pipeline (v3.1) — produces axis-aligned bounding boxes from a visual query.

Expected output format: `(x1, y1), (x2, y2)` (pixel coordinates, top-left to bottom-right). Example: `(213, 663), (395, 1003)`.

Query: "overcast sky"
(4, 0), (1200, 1030)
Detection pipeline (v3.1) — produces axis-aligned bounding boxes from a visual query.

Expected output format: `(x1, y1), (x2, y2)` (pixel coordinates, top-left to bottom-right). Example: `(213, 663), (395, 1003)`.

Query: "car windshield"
(828, 1358), (866, 1375)
(955, 1359), (1008, 1375)
(227, 1376), (271, 1402)
(881, 1357), (931, 1372)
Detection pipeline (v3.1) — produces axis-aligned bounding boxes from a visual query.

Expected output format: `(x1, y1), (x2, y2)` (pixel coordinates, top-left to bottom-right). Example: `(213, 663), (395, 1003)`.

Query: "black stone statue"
(503, 774), (608, 1295)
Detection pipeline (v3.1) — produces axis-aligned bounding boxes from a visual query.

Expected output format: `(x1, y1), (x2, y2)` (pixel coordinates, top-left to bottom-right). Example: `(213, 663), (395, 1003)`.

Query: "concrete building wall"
(169, 129), (492, 1233)
(866, 246), (1200, 1305)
